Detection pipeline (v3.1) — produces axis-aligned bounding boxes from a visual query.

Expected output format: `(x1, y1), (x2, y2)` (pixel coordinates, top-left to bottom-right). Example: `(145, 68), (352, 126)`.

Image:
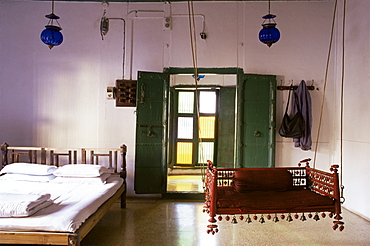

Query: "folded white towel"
(0, 193), (52, 217)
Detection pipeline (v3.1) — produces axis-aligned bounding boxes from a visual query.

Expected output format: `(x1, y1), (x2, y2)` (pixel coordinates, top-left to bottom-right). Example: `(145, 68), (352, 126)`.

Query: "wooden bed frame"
(203, 159), (344, 234)
(0, 142), (127, 246)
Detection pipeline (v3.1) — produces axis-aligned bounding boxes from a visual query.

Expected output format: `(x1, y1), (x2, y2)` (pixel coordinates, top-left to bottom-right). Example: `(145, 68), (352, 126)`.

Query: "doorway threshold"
(168, 168), (203, 175)
(163, 192), (204, 200)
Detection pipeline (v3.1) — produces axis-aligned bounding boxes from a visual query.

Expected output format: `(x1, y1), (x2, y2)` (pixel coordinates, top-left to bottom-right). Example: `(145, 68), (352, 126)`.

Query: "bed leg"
(120, 169), (127, 209)
(120, 192), (126, 209)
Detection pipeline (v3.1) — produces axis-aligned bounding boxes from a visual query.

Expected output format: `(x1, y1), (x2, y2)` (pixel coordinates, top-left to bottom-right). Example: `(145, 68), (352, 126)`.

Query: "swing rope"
(313, 0), (345, 202)
(339, 0), (346, 203)
(187, 0), (346, 197)
(187, 1), (207, 189)
(188, 0), (199, 82)
(312, 0), (338, 169)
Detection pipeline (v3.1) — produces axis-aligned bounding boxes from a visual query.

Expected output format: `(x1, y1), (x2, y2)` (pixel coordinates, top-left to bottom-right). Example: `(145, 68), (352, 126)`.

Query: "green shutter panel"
(217, 87), (236, 168)
(237, 74), (276, 168)
(134, 71), (169, 194)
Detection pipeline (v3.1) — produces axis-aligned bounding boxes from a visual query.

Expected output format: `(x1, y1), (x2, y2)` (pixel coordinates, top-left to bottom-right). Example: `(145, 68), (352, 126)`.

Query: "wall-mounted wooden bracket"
(115, 79), (137, 107)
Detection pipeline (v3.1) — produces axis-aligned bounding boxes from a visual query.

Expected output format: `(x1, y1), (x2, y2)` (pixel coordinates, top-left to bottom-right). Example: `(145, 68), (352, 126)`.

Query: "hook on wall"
(277, 80), (316, 91)
(100, 1), (109, 40)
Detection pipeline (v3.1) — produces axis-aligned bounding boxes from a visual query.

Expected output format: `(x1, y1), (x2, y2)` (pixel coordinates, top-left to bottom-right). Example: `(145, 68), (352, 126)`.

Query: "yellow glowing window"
(199, 116), (215, 139)
(176, 142), (193, 164)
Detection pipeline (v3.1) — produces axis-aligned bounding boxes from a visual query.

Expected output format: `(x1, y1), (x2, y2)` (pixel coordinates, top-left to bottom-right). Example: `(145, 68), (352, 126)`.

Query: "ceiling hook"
(102, 1), (109, 11)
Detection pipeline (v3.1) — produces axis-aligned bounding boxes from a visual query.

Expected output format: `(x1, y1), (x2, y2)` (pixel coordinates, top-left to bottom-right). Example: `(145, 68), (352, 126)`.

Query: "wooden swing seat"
(203, 159), (344, 234)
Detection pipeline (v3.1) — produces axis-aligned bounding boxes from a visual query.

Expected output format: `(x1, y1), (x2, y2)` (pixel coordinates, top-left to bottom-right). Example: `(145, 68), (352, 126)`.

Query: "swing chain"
(340, 185), (345, 204)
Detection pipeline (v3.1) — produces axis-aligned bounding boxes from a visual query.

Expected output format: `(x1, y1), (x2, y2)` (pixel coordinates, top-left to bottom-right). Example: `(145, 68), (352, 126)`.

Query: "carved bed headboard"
(0, 142), (127, 176)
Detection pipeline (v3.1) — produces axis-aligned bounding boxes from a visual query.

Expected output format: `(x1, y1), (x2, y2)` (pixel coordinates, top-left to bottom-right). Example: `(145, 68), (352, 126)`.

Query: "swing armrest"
(306, 165), (342, 215)
(306, 165), (340, 200)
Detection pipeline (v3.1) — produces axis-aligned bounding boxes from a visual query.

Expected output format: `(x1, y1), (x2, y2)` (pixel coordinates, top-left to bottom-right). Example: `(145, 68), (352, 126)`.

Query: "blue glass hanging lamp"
(40, 0), (63, 49)
(259, 0), (280, 47)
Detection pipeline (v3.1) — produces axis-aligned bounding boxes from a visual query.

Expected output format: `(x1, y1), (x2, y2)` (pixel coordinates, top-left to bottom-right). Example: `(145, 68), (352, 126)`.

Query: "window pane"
(178, 91), (194, 113)
(177, 142), (193, 164)
(199, 116), (215, 139)
(198, 142), (214, 164)
(177, 117), (193, 139)
(199, 91), (216, 114)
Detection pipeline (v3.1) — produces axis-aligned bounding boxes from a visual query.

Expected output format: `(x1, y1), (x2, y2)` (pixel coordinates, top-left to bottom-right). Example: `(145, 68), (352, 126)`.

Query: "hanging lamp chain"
(45, 0), (62, 28)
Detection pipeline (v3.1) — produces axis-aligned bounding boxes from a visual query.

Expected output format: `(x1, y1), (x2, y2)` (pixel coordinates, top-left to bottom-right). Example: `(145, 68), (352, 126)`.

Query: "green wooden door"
(134, 71), (169, 194)
(236, 74), (276, 168)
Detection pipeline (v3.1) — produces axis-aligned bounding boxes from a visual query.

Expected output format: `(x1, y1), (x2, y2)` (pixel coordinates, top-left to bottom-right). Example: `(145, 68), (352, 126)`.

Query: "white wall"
(0, 0), (369, 219)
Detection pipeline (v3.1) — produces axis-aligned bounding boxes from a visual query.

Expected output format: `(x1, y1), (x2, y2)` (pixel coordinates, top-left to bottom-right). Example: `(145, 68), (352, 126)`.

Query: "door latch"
(254, 130), (261, 137)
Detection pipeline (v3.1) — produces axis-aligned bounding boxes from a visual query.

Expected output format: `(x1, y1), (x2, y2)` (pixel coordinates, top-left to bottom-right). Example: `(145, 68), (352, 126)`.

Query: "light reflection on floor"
(167, 175), (204, 193)
(81, 199), (370, 246)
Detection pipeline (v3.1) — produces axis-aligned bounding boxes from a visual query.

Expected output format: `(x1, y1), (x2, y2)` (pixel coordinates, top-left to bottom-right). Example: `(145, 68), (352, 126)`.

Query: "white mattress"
(0, 175), (123, 232)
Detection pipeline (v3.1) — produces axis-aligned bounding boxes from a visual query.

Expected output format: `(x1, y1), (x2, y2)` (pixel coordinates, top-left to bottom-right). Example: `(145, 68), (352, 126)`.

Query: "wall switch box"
(107, 87), (115, 99)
